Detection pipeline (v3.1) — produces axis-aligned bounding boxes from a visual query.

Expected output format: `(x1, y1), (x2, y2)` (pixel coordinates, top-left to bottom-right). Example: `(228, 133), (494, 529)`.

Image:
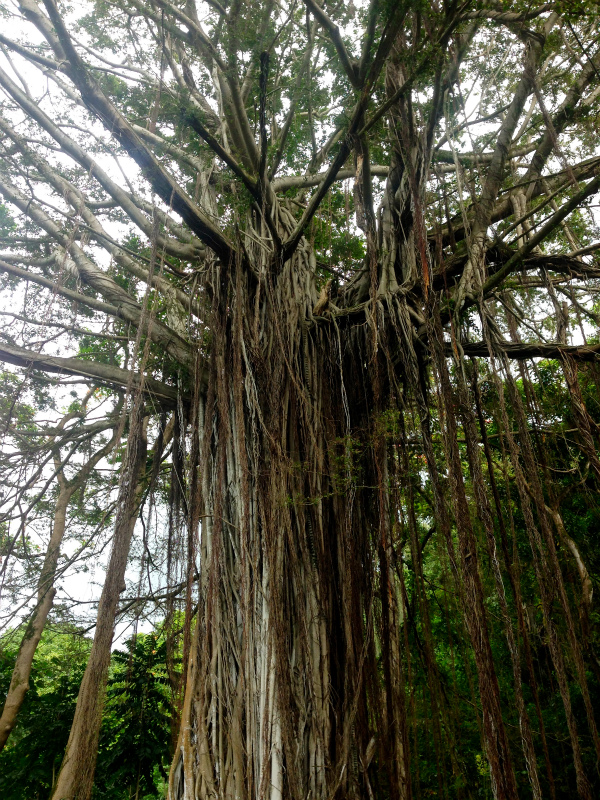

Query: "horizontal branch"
(0, 341), (186, 406)
(434, 143), (537, 166)
(460, 5), (553, 25)
(273, 165), (389, 192)
(458, 340), (600, 362)
(0, 259), (120, 317)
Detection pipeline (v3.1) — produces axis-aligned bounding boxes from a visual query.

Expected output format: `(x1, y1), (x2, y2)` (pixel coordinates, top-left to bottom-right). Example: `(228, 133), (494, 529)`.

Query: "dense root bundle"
(168, 236), (600, 800)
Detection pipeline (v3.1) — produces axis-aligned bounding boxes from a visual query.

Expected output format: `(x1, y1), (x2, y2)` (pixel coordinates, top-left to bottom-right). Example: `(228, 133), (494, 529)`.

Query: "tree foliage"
(0, 628), (90, 799)
(97, 634), (174, 800)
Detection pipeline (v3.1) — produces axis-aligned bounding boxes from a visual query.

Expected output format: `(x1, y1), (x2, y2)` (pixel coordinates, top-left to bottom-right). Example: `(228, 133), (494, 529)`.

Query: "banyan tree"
(0, 1), (600, 799)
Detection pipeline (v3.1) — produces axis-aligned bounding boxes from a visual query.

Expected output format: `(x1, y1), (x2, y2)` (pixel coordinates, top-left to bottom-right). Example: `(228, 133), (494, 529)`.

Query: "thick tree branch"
(460, 6), (553, 25)
(458, 340), (600, 362)
(273, 165), (389, 191)
(0, 342), (185, 405)
(0, 259), (120, 317)
(0, 32), (61, 70)
(303, 0), (359, 87)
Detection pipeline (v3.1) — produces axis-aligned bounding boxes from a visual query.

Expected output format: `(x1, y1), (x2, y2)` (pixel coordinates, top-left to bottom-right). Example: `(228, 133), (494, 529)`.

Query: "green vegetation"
(0, 628), (175, 800)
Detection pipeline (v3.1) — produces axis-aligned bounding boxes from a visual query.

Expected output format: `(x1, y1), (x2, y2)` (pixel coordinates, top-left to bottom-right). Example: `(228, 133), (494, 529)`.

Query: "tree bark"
(0, 490), (67, 749)
(50, 413), (148, 800)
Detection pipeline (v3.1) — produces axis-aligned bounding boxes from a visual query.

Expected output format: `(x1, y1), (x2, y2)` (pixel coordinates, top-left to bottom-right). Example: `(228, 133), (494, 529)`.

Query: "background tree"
(96, 633), (176, 800)
(0, 2), (599, 800)
(0, 389), (122, 750)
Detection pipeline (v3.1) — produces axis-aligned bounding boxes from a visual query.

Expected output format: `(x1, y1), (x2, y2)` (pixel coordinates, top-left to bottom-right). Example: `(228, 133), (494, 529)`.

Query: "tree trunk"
(0, 488), (69, 750)
(50, 413), (148, 800)
(164, 157), (520, 800)
(167, 231), (415, 800)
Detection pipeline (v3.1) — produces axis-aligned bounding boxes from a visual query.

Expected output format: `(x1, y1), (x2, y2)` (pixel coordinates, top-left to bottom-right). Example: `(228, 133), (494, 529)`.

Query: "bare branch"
(458, 340), (600, 362)
(0, 341), (186, 405)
